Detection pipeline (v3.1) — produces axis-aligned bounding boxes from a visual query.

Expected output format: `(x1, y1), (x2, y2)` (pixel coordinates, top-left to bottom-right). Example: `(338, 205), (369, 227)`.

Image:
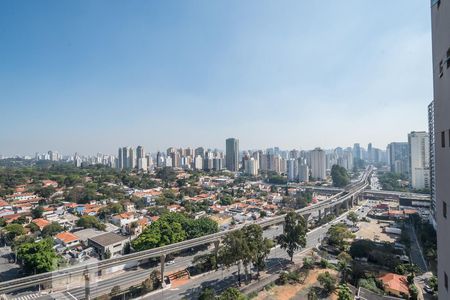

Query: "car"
(165, 260), (175, 265)
(424, 285), (434, 294)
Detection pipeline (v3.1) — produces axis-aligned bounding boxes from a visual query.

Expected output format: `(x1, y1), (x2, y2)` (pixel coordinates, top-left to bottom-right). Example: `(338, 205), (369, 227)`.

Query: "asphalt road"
(8, 203), (370, 300)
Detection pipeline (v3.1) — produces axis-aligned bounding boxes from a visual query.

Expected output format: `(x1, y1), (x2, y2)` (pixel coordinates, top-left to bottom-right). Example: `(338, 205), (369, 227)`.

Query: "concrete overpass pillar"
(344, 200), (349, 211)
(84, 271), (91, 300)
(160, 254), (166, 286)
(213, 240), (220, 269)
(334, 205), (339, 216)
(303, 213), (311, 223)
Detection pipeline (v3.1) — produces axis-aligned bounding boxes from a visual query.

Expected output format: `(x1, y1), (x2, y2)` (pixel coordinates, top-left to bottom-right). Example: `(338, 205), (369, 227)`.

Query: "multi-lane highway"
(2, 167), (372, 299)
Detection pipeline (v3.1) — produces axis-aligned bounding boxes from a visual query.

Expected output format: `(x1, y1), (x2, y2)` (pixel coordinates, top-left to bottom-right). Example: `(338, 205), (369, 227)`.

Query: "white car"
(165, 260), (175, 265)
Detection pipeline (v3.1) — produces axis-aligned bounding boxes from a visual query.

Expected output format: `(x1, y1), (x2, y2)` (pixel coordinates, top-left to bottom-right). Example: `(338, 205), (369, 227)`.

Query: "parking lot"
(355, 218), (398, 243)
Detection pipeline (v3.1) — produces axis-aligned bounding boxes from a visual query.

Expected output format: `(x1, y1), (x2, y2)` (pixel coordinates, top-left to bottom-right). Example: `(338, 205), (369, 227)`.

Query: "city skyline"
(0, 0), (432, 155)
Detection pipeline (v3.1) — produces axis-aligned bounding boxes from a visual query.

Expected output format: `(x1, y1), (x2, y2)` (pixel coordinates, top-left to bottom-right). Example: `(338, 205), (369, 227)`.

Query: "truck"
(384, 227), (402, 235)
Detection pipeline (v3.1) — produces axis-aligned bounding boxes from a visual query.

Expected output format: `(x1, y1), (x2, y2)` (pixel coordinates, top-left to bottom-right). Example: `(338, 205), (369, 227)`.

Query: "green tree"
(337, 284), (352, 300)
(104, 249), (111, 260)
(110, 286), (121, 297)
(242, 224), (273, 277)
(327, 224), (355, 251)
(347, 211), (358, 224)
(409, 284), (419, 300)
(199, 287), (216, 300)
(42, 222), (64, 237)
(5, 223), (25, 240)
(36, 186), (56, 199)
(27, 222), (40, 233)
(219, 230), (248, 286)
(76, 215), (106, 230)
(307, 288), (318, 300)
(429, 275), (438, 292)
(331, 165), (350, 188)
(132, 213), (187, 251)
(219, 288), (247, 300)
(17, 238), (58, 274)
(277, 212), (307, 261)
(317, 271), (337, 294)
(31, 206), (44, 219)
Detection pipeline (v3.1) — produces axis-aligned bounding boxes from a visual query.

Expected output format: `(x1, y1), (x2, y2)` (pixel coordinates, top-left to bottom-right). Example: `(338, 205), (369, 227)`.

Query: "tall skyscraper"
(118, 147), (124, 170)
(367, 143), (373, 163)
(431, 0), (450, 295)
(353, 143), (361, 161)
(136, 146), (144, 160)
(286, 159), (298, 182)
(387, 142), (410, 175)
(122, 147), (128, 169)
(128, 147), (136, 169)
(298, 159), (309, 183)
(244, 157), (258, 176)
(310, 148), (326, 180)
(408, 131), (430, 190)
(225, 138), (239, 172)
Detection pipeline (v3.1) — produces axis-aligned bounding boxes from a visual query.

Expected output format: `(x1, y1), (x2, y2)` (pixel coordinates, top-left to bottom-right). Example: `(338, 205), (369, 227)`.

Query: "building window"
(444, 201), (447, 218)
(442, 131), (446, 148)
(445, 272), (448, 291)
(447, 48), (450, 69)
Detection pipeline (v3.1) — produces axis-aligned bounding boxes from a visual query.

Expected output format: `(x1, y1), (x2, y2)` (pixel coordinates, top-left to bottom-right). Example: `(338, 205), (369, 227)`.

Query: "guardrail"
(0, 167), (372, 293)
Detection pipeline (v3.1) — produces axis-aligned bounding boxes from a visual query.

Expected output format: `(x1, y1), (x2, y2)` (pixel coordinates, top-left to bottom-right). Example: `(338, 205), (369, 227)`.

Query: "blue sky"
(0, 1), (432, 156)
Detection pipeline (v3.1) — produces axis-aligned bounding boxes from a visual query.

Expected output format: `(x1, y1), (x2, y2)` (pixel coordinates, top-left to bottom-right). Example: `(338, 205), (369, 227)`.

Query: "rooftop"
(89, 232), (127, 247)
(56, 231), (79, 244)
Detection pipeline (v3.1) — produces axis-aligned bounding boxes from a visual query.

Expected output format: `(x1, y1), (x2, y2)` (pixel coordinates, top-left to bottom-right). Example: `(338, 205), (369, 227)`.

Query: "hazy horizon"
(0, 1), (432, 156)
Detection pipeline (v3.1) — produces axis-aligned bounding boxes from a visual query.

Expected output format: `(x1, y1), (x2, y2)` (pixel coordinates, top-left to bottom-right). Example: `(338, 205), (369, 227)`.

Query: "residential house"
(55, 231), (80, 247)
(88, 232), (128, 259)
(378, 273), (409, 298)
(32, 218), (50, 230)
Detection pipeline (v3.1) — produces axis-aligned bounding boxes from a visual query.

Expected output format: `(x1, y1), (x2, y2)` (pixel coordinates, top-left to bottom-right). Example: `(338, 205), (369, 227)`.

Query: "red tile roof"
(32, 218), (50, 229)
(378, 273), (409, 296)
(56, 231), (79, 244)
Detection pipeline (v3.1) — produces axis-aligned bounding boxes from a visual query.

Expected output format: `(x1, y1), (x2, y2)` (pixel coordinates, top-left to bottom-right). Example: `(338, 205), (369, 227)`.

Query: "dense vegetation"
(131, 212), (218, 251)
(331, 165), (350, 188)
(378, 172), (407, 192)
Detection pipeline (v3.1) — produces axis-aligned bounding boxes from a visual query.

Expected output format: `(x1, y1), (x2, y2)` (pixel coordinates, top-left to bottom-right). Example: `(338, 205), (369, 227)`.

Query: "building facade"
(310, 148), (326, 180)
(225, 138), (239, 172)
(408, 131), (430, 190)
(431, 0), (450, 296)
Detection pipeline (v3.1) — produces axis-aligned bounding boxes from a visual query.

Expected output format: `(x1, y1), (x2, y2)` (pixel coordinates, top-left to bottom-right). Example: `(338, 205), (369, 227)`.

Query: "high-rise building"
(195, 147), (205, 158)
(136, 146), (144, 161)
(353, 143), (361, 161)
(310, 148), (326, 180)
(128, 147), (136, 169)
(431, 0), (450, 295)
(244, 157), (258, 176)
(387, 142), (410, 175)
(122, 147), (128, 169)
(225, 138), (239, 172)
(170, 151), (180, 168)
(367, 143), (373, 163)
(338, 150), (353, 171)
(137, 157), (148, 171)
(408, 131), (430, 190)
(298, 159), (309, 183)
(286, 159), (298, 182)
(118, 148), (124, 170)
(194, 155), (203, 170)
(156, 151), (164, 168)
